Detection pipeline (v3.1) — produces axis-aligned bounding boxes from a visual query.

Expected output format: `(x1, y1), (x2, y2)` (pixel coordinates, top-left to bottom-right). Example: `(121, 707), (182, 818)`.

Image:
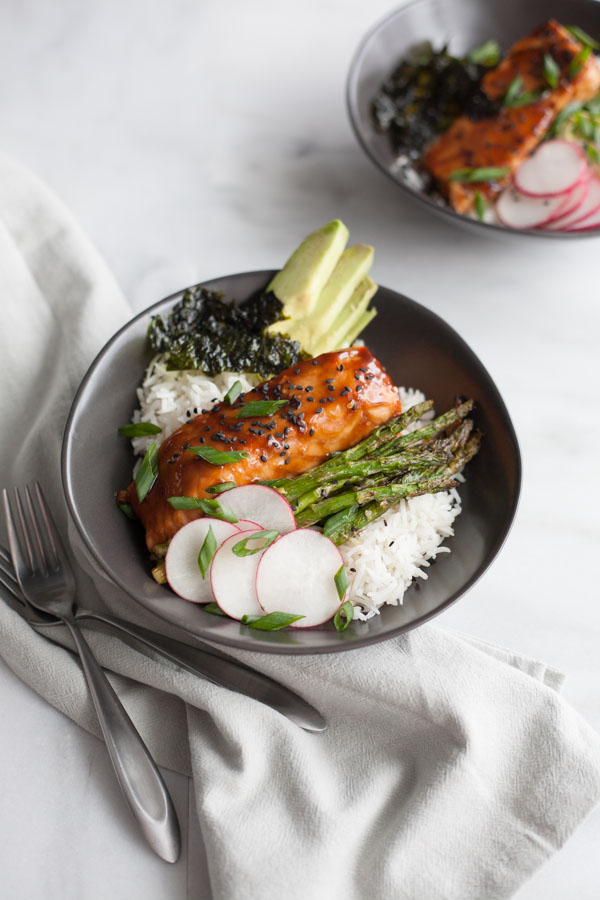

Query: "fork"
(2, 482), (181, 863)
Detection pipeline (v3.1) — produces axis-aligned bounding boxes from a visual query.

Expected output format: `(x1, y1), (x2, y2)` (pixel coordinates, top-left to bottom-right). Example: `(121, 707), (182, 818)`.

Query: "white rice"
(131, 356), (463, 618)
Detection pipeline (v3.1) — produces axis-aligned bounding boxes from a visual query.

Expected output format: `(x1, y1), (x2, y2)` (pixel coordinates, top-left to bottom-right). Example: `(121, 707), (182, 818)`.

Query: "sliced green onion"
(236, 400), (288, 418)
(474, 191), (486, 221)
(204, 602), (226, 616)
(585, 94), (600, 115)
(205, 482), (237, 494)
(224, 380), (243, 405)
(334, 564), (349, 602)
(118, 422), (162, 437)
(198, 525), (217, 579)
(543, 53), (560, 88)
(448, 166), (511, 183)
(135, 443), (158, 503)
(566, 25), (600, 50)
(232, 530), (279, 557)
(467, 38), (500, 67)
(503, 74), (524, 106)
(586, 143), (600, 164)
(569, 45), (592, 79)
(117, 501), (136, 520)
(241, 612), (304, 630)
(334, 600), (354, 632)
(550, 100), (583, 135)
(189, 447), (249, 465)
(166, 496), (238, 522)
(576, 112), (595, 140)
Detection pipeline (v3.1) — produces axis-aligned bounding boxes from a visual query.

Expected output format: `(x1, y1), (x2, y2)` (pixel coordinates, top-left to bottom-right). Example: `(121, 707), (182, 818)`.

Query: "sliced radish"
(566, 197), (600, 231)
(545, 176), (600, 230)
(236, 518), (262, 531)
(514, 140), (586, 197)
(256, 530), (344, 628)
(210, 529), (269, 619)
(219, 485), (296, 534)
(496, 185), (573, 230)
(165, 518), (239, 603)
(541, 174), (590, 227)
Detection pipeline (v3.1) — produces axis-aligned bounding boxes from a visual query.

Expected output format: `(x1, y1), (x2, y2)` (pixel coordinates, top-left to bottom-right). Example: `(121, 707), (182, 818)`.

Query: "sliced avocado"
(267, 219), (349, 322)
(338, 304), (378, 348)
(303, 243), (374, 348)
(312, 276), (378, 355)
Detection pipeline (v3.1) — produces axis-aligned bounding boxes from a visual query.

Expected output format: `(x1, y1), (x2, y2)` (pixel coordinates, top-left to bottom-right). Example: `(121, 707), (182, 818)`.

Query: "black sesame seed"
(305, 386), (313, 392)
(309, 428), (315, 436)
(283, 443), (289, 449)
(238, 439), (246, 444)
(280, 450), (287, 457)
(326, 378), (334, 383)
(285, 458), (290, 465)
(389, 541), (395, 547)
(184, 442), (191, 450)
(327, 385), (335, 392)
(337, 364), (344, 372)
(384, 519), (388, 526)
(316, 407), (324, 414)
(319, 397), (328, 403)
(186, 410), (191, 418)
(260, 455), (267, 462)
(350, 567), (356, 572)
(312, 359), (318, 365)
(356, 385), (363, 393)
(295, 368), (301, 375)
(340, 386), (350, 395)
(327, 397), (335, 403)
(275, 432), (283, 438)
(307, 396), (314, 402)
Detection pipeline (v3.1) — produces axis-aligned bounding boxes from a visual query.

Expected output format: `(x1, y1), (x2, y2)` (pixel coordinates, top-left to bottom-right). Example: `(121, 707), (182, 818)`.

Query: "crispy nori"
(371, 43), (498, 158)
(148, 286), (306, 377)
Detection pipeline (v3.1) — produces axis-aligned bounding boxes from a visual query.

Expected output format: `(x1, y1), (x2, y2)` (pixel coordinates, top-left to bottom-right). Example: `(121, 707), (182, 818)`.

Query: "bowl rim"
(61, 270), (522, 654)
(346, 0), (600, 240)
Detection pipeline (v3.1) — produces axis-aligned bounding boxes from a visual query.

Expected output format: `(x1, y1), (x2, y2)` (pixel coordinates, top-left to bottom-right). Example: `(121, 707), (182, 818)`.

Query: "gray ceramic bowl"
(347, 0), (600, 238)
(62, 271), (521, 654)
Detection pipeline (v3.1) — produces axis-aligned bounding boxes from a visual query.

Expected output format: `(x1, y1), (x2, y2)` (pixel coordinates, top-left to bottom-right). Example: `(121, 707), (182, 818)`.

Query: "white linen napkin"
(1, 154), (600, 900)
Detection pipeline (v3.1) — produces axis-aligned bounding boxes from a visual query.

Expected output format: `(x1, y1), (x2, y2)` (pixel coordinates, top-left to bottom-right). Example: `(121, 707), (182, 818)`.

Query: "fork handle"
(63, 617), (181, 863)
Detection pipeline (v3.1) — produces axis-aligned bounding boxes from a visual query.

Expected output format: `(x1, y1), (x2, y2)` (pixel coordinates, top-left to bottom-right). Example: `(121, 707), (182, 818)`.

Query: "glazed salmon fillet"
(424, 20), (600, 213)
(123, 347), (402, 551)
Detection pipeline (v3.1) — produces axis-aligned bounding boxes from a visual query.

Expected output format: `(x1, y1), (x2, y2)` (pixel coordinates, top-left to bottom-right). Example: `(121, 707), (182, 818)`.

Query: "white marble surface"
(1, 0), (599, 897)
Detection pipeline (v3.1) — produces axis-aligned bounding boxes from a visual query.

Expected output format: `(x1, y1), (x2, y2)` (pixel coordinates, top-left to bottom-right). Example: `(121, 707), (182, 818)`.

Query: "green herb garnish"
(569, 45), (592, 79)
(503, 74), (524, 106)
(118, 422), (162, 438)
(188, 447), (249, 465)
(587, 143), (600, 164)
(236, 400), (288, 418)
(205, 482), (237, 494)
(224, 381), (243, 405)
(240, 612), (304, 630)
(135, 443), (158, 503)
(543, 53), (560, 88)
(575, 111), (595, 140)
(334, 564), (349, 602)
(566, 25), (600, 50)
(117, 501), (136, 520)
(204, 602), (226, 617)
(232, 530), (279, 557)
(334, 600), (354, 632)
(448, 166), (511, 183)
(166, 496), (238, 522)
(467, 38), (500, 67)
(474, 191), (486, 221)
(198, 525), (217, 579)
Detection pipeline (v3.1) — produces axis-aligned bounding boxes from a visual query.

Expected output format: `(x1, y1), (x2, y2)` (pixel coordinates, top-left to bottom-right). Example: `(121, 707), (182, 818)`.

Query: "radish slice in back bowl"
(514, 140), (586, 197)
(545, 177), (600, 230)
(256, 529), (344, 628)
(496, 185), (572, 230)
